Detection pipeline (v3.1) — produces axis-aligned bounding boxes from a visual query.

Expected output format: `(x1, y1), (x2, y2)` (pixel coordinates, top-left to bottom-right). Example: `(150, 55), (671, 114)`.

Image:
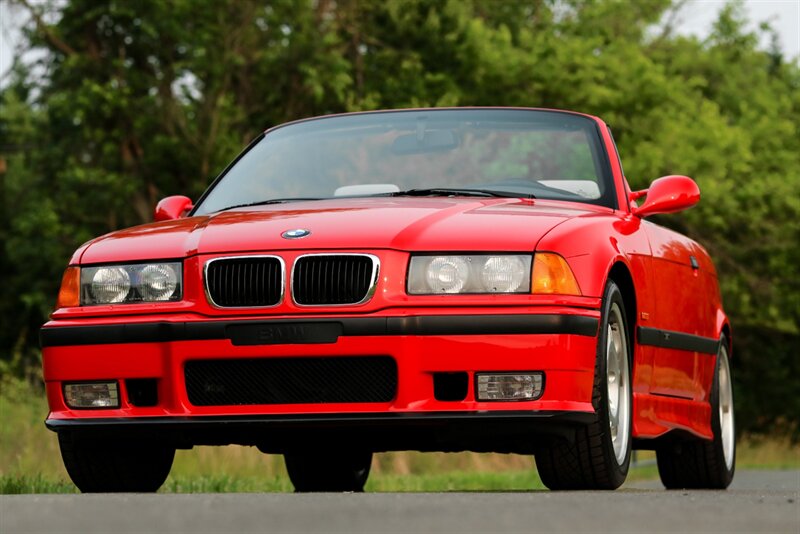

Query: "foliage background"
(0, 0), (798, 438)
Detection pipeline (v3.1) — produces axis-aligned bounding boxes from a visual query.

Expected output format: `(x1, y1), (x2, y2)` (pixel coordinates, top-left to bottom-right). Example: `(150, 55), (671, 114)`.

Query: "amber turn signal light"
(56, 267), (80, 308)
(532, 253), (582, 295)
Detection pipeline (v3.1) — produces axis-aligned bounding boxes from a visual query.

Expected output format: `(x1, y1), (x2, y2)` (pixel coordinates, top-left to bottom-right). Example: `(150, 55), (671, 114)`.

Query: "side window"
(606, 126), (625, 178)
(607, 126), (633, 208)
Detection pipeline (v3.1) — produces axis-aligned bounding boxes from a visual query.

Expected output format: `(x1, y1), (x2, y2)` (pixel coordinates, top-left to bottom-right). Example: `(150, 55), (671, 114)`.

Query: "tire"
(284, 450), (372, 492)
(58, 431), (174, 493)
(656, 336), (735, 489)
(535, 280), (632, 490)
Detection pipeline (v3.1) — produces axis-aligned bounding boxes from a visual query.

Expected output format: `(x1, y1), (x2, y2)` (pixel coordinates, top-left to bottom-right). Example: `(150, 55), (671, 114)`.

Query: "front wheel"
(656, 336), (735, 489)
(535, 280), (633, 490)
(58, 432), (174, 493)
(284, 450), (372, 492)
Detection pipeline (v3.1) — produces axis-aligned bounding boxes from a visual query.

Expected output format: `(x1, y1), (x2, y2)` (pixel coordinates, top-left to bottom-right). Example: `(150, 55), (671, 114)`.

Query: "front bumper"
(41, 310), (600, 451)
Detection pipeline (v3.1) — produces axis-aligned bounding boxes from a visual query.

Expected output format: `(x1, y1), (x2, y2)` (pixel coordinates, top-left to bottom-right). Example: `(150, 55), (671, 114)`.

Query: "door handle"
(690, 255), (699, 270)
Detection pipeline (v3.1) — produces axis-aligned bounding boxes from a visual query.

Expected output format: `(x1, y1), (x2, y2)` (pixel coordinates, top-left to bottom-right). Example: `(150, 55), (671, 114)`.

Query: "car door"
(687, 241), (722, 402)
(642, 221), (706, 399)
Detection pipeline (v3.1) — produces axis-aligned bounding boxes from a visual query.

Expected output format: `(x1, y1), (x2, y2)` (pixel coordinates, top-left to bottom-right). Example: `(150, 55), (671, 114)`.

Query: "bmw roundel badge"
(282, 228), (311, 239)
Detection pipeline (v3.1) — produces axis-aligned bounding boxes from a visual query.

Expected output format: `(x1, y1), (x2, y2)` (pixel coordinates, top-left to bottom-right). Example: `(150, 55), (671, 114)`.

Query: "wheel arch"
(606, 261), (637, 364)
(720, 321), (732, 357)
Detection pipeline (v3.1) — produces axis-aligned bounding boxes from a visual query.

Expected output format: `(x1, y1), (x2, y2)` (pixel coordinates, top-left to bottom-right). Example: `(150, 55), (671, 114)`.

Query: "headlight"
(408, 255), (532, 294)
(139, 264), (179, 301)
(481, 256), (527, 293)
(80, 262), (182, 305)
(89, 267), (130, 303)
(425, 256), (470, 293)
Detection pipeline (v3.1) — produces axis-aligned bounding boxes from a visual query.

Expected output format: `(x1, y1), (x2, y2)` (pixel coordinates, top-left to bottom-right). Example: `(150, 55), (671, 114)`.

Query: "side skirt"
(632, 392), (713, 446)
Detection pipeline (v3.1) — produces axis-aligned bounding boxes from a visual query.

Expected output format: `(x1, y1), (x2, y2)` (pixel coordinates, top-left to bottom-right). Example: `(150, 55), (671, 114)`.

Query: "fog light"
(476, 373), (543, 401)
(64, 382), (119, 408)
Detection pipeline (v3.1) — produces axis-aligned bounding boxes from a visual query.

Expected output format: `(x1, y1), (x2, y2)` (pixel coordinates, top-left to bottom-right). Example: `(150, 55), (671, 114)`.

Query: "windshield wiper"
(392, 188), (534, 199)
(215, 188), (533, 213)
(217, 197), (324, 213)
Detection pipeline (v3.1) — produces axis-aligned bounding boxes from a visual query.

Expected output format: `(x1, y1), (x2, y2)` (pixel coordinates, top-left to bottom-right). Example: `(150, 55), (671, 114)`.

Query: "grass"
(1, 473), (77, 494)
(1, 378), (796, 494)
(734, 435), (800, 469)
(165, 447), (547, 493)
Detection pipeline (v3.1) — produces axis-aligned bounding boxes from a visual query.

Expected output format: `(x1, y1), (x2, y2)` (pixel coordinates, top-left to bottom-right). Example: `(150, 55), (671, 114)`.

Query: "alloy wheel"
(606, 302), (630, 466)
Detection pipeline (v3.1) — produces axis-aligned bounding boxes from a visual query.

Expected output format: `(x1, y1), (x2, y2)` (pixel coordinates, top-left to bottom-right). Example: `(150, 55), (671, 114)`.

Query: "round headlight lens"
(426, 256), (470, 293)
(481, 256), (526, 292)
(90, 267), (131, 304)
(139, 264), (179, 301)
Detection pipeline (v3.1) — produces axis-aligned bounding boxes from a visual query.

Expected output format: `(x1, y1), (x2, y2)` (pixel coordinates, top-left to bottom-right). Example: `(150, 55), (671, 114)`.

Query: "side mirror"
(154, 195), (194, 221)
(630, 175), (700, 218)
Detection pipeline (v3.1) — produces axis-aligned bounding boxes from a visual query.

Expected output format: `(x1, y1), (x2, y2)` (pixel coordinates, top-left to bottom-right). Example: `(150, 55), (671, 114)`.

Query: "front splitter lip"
(46, 410), (597, 431)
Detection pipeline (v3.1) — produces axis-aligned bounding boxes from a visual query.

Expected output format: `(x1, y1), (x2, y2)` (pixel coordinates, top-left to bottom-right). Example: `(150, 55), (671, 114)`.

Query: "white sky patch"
(0, 1), (24, 82)
(1, 0), (56, 89)
(171, 70), (202, 104)
(676, 0), (799, 58)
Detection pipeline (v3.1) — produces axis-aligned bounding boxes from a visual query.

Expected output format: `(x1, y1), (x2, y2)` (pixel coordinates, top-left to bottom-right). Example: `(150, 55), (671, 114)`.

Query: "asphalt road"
(2, 470), (798, 533)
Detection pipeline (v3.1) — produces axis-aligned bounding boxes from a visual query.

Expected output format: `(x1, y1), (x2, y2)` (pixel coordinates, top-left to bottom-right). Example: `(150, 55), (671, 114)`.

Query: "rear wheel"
(656, 337), (735, 489)
(535, 280), (632, 490)
(58, 432), (174, 493)
(284, 450), (372, 492)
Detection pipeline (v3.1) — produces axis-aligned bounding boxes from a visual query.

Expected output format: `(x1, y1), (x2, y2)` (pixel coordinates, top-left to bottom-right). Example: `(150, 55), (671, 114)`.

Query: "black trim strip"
(40, 314), (599, 348)
(637, 326), (719, 355)
(45, 410), (597, 432)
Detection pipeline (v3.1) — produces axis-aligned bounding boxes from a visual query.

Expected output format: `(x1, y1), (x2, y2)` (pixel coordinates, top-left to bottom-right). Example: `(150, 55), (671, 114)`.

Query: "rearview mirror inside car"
(391, 130), (459, 155)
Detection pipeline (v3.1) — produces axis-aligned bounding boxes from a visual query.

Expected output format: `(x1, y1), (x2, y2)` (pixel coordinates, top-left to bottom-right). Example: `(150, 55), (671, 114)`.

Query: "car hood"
(79, 197), (607, 264)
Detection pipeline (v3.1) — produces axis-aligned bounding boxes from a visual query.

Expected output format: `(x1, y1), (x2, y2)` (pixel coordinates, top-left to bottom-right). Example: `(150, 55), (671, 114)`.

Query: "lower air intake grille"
(185, 356), (397, 406)
(205, 256), (283, 307)
(293, 254), (377, 305)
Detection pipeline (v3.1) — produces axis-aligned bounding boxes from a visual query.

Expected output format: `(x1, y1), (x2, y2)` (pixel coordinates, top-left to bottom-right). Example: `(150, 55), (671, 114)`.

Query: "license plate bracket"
(226, 322), (342, 346)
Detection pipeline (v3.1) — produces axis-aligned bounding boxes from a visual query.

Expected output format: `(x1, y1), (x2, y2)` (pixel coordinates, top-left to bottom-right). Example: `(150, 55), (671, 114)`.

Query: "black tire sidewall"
(284, 450), (372, 492)
(710, 336), (736, 486)
(58, 432), (174, 493)
(595, 281), (633, 482)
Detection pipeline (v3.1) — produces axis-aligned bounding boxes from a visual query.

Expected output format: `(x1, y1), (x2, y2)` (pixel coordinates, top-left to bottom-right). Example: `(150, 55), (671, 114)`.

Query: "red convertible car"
(41, 108), (734, 492)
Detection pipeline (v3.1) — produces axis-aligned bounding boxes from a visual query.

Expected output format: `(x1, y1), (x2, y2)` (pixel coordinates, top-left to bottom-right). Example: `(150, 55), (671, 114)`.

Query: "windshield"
(193, 109), (615, 215)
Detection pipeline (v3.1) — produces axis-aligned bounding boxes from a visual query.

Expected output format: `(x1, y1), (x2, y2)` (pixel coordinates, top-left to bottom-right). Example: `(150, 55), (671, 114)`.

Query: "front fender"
(535, 214), (651, 301)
